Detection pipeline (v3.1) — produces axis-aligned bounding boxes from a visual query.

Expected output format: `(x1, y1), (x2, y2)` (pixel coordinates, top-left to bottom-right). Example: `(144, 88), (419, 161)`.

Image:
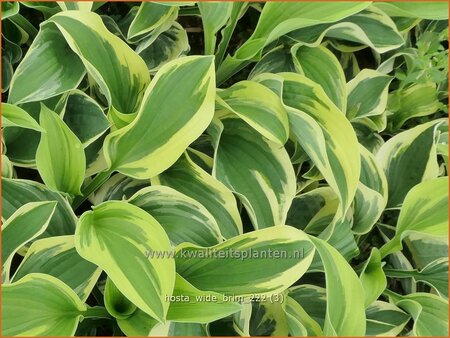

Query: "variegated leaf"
(128, 185), (222, 246)
(155, 152), (242, 238)
(380, 176), (448, 257)
(256, 72), (360, 226)
(48, 10), (150, 126)
(209, 117), (296, 229)
(104, 56), (215, 179)
(2, 273), (86, 336)
(376, 120), (444, 207)
(1, 103), (43, 132)
(36, 104), (86, 195)
(176, 226), (315, 296)
(2, 201), (56, 282)
(75, 201), (175, 322)
(216, 80), (289, 145)
(12, 235), (101, 302)
(2, 178), (77, 237)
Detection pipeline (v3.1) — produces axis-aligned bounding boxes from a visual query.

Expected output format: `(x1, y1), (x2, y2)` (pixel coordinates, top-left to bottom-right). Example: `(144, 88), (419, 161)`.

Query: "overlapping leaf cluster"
(1, 1), (448, 337)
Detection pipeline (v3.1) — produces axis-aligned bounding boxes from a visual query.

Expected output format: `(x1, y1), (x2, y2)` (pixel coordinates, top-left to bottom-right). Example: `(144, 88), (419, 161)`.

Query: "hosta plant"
(1, 1), (449, 337)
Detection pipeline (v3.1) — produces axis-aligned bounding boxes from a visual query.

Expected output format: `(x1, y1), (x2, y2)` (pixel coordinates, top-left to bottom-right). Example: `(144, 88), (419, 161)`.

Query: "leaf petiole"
(83, 306), (112, 319)
(72, 170), (113, 210)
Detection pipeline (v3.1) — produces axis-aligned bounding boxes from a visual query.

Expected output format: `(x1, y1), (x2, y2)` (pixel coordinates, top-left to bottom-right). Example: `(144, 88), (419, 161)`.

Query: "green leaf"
(231, 302), (252, 336)
(215, 2), (248, 67)
(385, 290), (449, 336)
(75, 201), (175, 322)
(12, 235), (101, 302)
(186, 147), (214, 172)
(249, 46), (296, 79)
(376, 120), (444, 207)
(167, 274), (242, 323)
(437, 131), (448, 171)
(379, 227), (418, 295)
(217, 2), (370, 83)
(138, 22), (189, 73)
(104, 277), (137, 319)
(388, 83), (442, 130)
(2, 49), (14, 92)
(117, 309), (158, 336)
(2, 201), (56, 282)
(257, 72), (361, 224)
(309, 236), (366, 336)
(150, 322), (207, 336)
(248, 298), (289, 336)
(323, 219), (360, 263)
(1, 103), (43, 132)
(285, 303), (308, 336)
(354, 123), (385, 153)
(352, 145), (388, 234)
(128, 2), (177, 40)
(198, 2), (233, 55)
(155, 152), (242, 238)
(89, 173), (148, 205)
(3, 5), (448, 334)
(2, 273), (86, 336)
(385, 257), (448, 299)
(1, 155), (14, 178)
(104, 56), (215, 179)
(292, 44), (347, 112)
(2, 102), (42, 167)
(114, 274), (241, 332)
(2, 98), (63, 168)
(405, 233), (448, 270)
(2, 15), (31, 45)
(48, 10), (150, 122)
(346, 69), (392, 123)
(360, 248), (387, 307)
(380, 176), (448, 257)
(2, 178), (77, 237)
(57, 1), (93, 11)
(128, 185), (222, 246)
(2, 2), (20, 20)
(285, 297), (323, 336)
(8, 23), (85, 104)
(398, 177), (448, 239)
(36, 104), (86, 195)
(176, 226), (315, 296)
(133, 15), (179, 59)
(20, 2), (60, 15)
(365, 301), (410, 336)
(377, 49), (416, 74)
(60, 90), (110, 147)
(287, 6), (404, 54)
(374, 2), (449, 20)
(288, 285), (327, 328)
(209, 118), (296, 229)
(286, 187), (339, 234)
(216, 80), (289, 145)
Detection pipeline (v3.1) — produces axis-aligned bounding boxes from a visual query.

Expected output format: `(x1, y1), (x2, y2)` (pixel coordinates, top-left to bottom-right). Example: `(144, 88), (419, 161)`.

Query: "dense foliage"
(1, 1), (449, 336)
